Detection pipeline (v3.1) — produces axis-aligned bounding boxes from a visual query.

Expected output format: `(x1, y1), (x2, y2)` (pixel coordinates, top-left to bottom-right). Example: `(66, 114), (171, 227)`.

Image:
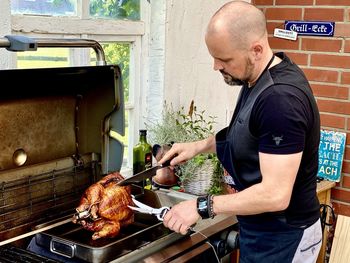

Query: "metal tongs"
(128, 195), (170, 221)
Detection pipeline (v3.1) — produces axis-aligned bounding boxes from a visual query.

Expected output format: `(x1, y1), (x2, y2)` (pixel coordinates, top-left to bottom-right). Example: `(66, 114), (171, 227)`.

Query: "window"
(6, 0), (146, 175)
(90, 0), (140, 20)
(11, 0), (77, 16)
(17, 48), (70, 68)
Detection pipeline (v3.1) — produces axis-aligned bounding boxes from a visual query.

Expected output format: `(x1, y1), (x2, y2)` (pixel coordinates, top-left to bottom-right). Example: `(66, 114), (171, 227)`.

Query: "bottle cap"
(139, 129), (147, 135)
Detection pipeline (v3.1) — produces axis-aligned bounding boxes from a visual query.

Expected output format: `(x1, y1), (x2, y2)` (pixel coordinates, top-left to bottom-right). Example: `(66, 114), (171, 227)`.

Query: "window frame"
(3, 0), (150, 176)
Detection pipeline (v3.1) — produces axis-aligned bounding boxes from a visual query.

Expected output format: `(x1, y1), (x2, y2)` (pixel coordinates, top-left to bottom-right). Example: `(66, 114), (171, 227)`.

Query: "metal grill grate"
(0, 160), (100, 237)
(0, 245), (61, 263)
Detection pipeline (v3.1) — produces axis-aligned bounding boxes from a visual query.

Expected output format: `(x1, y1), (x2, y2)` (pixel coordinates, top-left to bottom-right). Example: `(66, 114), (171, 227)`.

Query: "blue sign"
(318, 130), (346, 182)
(285, 21), (335, 36)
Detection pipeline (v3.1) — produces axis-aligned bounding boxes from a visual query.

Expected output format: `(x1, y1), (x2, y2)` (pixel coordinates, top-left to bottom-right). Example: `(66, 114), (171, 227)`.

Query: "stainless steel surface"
(0, 36), (106, 65)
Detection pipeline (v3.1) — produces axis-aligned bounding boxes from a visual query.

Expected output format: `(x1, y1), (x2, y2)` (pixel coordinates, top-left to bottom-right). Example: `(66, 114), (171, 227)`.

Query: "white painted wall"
(163, 0), (242, 131)
(0, 0), (15, 69)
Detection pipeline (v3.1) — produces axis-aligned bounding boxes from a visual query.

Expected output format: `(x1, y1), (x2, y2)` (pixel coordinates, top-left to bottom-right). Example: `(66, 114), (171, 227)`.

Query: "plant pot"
(181, 160), (214, 196)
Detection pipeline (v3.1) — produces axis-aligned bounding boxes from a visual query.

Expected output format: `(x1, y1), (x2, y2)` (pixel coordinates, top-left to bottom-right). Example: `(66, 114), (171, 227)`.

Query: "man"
(159, 1), (322, 262)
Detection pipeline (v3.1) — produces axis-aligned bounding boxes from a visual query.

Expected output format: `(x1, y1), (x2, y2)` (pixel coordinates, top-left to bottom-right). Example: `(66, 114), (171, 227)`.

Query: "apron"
(216, 54), (305, 262)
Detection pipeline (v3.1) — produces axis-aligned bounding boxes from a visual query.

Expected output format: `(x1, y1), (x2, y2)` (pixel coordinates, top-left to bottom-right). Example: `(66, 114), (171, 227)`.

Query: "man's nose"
(213, 59), (223, 71)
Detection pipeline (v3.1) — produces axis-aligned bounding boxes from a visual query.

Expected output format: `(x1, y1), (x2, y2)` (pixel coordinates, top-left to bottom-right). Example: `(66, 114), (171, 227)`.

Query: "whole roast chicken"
(72, 172), (134, 240)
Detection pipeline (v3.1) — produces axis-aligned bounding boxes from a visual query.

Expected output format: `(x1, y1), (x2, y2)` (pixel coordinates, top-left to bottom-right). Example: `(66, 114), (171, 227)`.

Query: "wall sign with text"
(285, 21), (335, 37)
(318, 130), (346, 182)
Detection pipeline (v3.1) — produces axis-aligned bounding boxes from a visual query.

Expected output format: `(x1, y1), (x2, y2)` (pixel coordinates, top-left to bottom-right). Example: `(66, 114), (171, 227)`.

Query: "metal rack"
(0, 160), (100, 235)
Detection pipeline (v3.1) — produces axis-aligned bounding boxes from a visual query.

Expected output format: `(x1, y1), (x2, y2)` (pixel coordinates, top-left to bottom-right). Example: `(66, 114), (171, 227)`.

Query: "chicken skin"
(72, 172), (134, 240)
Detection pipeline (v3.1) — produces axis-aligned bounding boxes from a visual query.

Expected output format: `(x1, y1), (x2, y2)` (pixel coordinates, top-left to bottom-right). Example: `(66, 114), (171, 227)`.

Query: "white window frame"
(1, 0), (152, 176)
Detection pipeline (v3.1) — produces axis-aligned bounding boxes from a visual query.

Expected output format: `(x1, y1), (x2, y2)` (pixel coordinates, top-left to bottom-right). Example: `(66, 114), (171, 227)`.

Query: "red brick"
(253, 0), (274, 4)
(304, 8), (344, 21)
(332, 201), (350, 217)
(311, 54), (350, 69)
(265, 8), (302, 20)
(320, 113), (346, 129)
(303, 68), (339, 83)
(276, 0), (313, 4)
(344, 147), (350, 160)
(343, 161), (350, 174)
(317, 99), (350, 115)
(269, 37), (299, 50)
(316, 0), (350, 5)
(285, 52), (308, 65)
(334, 24), (350, 38)
(267, 22), (283, 35)
(345, 40), (350, 53)
(341, 72), (350, 85)
(312, 84), (349, 99)
(346, 132), (350, 144)
(345, 145), (350, 160)
(332, 188), (350, 203)
(343, 175), (350, 188)
(301, 38), (342, 52)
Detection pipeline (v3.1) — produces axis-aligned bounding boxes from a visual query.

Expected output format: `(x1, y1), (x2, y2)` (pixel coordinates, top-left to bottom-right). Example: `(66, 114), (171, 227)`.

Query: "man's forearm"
(197, 135), (216, 154)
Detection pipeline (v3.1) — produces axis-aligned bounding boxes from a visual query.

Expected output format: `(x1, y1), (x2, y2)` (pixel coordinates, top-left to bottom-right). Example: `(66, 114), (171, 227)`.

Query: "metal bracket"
(5, 35), (37, 52)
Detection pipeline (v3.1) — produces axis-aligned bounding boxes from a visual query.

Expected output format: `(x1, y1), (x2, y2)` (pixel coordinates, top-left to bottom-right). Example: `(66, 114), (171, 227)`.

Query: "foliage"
(90, 0), (140, 20)
(102, 43), (130, 101)
(147, 101), (224, 195)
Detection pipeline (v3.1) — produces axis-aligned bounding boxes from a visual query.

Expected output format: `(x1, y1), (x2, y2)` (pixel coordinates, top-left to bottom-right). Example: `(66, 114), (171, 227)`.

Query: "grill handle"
(0, 35), (106, 65)
(50, 238), (76, 258)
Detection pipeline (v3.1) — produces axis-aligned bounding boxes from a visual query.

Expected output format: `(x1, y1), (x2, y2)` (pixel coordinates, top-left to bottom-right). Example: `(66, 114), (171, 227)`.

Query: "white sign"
(273, 28), (298, 41)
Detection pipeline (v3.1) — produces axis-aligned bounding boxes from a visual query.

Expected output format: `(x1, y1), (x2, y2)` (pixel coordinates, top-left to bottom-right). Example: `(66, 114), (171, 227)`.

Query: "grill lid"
(0, 64), (125, 174)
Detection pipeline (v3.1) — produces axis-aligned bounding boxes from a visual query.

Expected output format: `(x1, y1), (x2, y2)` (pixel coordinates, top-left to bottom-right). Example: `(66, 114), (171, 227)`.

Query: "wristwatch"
(197, 195), (210, 219)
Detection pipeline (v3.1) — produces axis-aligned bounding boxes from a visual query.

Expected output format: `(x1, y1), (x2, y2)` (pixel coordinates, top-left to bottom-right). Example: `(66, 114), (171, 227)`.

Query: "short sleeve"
(250, 84), (312, 154)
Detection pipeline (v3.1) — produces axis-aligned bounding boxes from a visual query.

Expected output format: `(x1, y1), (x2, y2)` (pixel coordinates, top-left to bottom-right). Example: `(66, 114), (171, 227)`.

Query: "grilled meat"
(72, 172), (134, 240)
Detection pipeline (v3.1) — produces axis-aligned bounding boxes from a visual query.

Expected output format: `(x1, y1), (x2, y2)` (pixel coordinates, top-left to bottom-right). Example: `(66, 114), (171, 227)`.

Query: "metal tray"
(34, 213), (171, 263)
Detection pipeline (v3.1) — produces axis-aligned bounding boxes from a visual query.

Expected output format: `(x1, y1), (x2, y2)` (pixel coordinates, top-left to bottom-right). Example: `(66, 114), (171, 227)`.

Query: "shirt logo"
(272, 135), (283, 146)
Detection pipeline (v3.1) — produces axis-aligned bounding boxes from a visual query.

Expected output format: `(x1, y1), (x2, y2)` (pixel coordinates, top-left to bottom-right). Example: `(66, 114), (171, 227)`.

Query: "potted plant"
(147, 100), (224, 195)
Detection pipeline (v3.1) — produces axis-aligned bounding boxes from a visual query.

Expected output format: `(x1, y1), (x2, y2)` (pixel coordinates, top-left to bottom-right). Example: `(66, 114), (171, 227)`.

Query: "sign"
(273, 28), (298, 41)
(318, 130), (346, 182)
(285, 21), (335, 36)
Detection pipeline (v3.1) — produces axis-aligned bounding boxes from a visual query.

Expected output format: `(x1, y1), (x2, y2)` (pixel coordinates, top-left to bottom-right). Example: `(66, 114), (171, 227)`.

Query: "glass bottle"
(133, 129), (152, 174)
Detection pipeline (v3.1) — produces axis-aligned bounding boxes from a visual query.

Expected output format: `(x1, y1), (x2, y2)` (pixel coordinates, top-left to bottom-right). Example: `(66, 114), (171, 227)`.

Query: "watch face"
(198, 197), (208, 210)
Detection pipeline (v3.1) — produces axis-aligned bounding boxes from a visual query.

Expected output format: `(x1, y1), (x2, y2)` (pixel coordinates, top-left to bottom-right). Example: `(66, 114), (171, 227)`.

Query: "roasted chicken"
(72, 172), (134, 240)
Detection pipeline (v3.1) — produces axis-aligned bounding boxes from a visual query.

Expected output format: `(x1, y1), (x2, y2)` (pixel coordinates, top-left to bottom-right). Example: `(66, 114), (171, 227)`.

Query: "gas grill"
(0, 36), (238, 263)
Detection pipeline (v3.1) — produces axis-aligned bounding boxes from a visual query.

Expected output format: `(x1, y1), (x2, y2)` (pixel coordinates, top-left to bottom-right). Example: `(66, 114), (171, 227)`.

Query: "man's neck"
(247, 52), (281, 88)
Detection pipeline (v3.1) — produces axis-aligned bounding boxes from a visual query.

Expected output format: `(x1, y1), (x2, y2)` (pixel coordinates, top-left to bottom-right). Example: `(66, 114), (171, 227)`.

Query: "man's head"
(205, 1), (271, 86)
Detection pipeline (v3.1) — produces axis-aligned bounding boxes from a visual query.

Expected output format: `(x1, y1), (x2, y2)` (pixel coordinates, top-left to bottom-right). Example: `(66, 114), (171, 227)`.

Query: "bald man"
(160, 1), (322, 262)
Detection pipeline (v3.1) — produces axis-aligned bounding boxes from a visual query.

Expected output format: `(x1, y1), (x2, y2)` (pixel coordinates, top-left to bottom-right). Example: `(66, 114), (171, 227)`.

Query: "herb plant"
(147, 100), (224, 195)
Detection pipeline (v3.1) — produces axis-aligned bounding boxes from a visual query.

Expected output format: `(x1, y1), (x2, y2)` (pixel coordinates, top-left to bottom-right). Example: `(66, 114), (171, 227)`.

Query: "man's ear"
(251, 43), (263, 61)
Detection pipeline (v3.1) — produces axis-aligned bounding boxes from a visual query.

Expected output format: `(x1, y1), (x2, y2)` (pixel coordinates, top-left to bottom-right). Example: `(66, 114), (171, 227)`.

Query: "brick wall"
(252, 0), (350, 216)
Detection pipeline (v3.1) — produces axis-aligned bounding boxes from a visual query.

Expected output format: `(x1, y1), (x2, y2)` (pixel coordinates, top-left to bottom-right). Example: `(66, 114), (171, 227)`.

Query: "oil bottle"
(133, 129), (152, 175)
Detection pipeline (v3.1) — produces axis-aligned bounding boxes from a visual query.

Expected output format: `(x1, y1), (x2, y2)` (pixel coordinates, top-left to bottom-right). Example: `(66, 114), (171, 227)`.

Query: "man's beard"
(219, 58), (253, 86)
(219, 70), (245, 86)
